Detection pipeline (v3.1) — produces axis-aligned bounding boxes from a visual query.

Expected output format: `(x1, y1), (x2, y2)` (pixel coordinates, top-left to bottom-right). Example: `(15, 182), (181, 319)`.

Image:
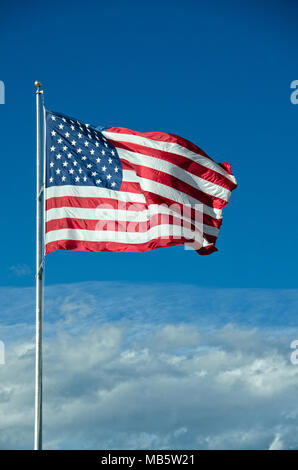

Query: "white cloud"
(9, 264), (32, 277)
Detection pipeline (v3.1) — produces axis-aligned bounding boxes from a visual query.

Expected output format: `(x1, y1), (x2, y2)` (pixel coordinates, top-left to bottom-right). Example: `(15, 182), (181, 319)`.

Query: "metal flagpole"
(34, 80), (44, 450)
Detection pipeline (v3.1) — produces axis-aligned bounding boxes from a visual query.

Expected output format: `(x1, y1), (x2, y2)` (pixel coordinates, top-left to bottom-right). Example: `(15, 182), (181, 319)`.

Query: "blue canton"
(45, 110), (122, 190)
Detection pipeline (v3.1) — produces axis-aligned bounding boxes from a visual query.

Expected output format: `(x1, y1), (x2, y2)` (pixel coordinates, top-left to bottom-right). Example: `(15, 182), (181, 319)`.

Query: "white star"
(63, 161), (68, 167)
(51, 116), (56, 121)
(59, 123), (64, 129)
(71, 125), (75, 131)
(71, 140), (76, 146)
(67, 153), (72, 159)
(63, 146), (67, 151)
(87, 163), (92, 169)
(61, 176), (66, 182)
(81, 156), (87, 161)
(104, 142), (108, 147)
(56, 168), (61, 175)
(96, 157), (101, 163)
(56, 153), (62, 159)
(108, 158), (113, 164)
(111, 150), (115, 156)
(57, 138), (63, 144)
(73, 161), (78, 166)
(96, 179), (102, 184)
(51, 130), (56, 136)
(65, 132), (70, 138)
(50, 146), (56, 152)
(75, 176), (80, 182)
(77, 148), (82, 154)
(69, 168), (74, 174)
(78, 168), (83, 174)
(91, 171), (97, 176)
(50, 162), (54, 168)
(101, 150), (105, 155)
(90, 149), (95, 155)
(49, 177), (54, 182)
(78, 133), (82, 138)
(95, 142), (99, 147)
(102, 166), (107, 172)
(107, 174), (112, 180)
(83, 176), (87, 182)
(62, 117), (67, 122)
(84, 141), (89, 147)
(111, 182), (116, 187)
(114, 167), (119, 173)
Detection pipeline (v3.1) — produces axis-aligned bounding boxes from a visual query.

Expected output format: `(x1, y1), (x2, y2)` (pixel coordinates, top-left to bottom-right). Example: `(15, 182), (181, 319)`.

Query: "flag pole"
(34, 80), (44, 450)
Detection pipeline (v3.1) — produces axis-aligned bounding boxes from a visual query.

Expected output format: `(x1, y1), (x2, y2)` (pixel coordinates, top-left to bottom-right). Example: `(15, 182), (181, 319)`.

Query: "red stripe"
(106, 127), (213, 161)
(45, 238), (216, 255)
(111, 140), (236, 191)
(197, 244), (218, 255)
(121, 159), (227, 209)
(203, 232), (218, 244)
(119, 181), (143, 193)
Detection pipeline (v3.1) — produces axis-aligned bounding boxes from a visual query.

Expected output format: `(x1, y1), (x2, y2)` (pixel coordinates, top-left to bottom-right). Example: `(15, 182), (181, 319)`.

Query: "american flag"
(44, 110), (237, 255)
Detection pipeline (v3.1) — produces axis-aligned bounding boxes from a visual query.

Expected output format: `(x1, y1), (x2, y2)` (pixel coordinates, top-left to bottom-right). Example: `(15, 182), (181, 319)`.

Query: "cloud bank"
(0, 282), (298, 449)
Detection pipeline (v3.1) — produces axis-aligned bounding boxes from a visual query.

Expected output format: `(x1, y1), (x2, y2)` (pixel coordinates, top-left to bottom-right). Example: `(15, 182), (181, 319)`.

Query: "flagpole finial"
(35, 81), (42, 88)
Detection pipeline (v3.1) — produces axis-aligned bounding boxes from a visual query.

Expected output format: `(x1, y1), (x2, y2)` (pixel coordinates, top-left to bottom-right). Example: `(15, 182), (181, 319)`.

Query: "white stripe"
(45, 225), (211, 247)
(122, 169), (140, 182)
(46, 206), (219, 237)
(45, 179), (222, 220)
(123, 176), (223, 220)
(117, 148), (231, 202)
(45, 184), (146, 203)
(103, 131), (237, 185)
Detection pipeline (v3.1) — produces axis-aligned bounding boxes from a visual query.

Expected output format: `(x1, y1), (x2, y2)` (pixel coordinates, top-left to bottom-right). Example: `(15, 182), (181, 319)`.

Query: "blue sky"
(1, 0), (298, 450)
(0, 0), (298, 288)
